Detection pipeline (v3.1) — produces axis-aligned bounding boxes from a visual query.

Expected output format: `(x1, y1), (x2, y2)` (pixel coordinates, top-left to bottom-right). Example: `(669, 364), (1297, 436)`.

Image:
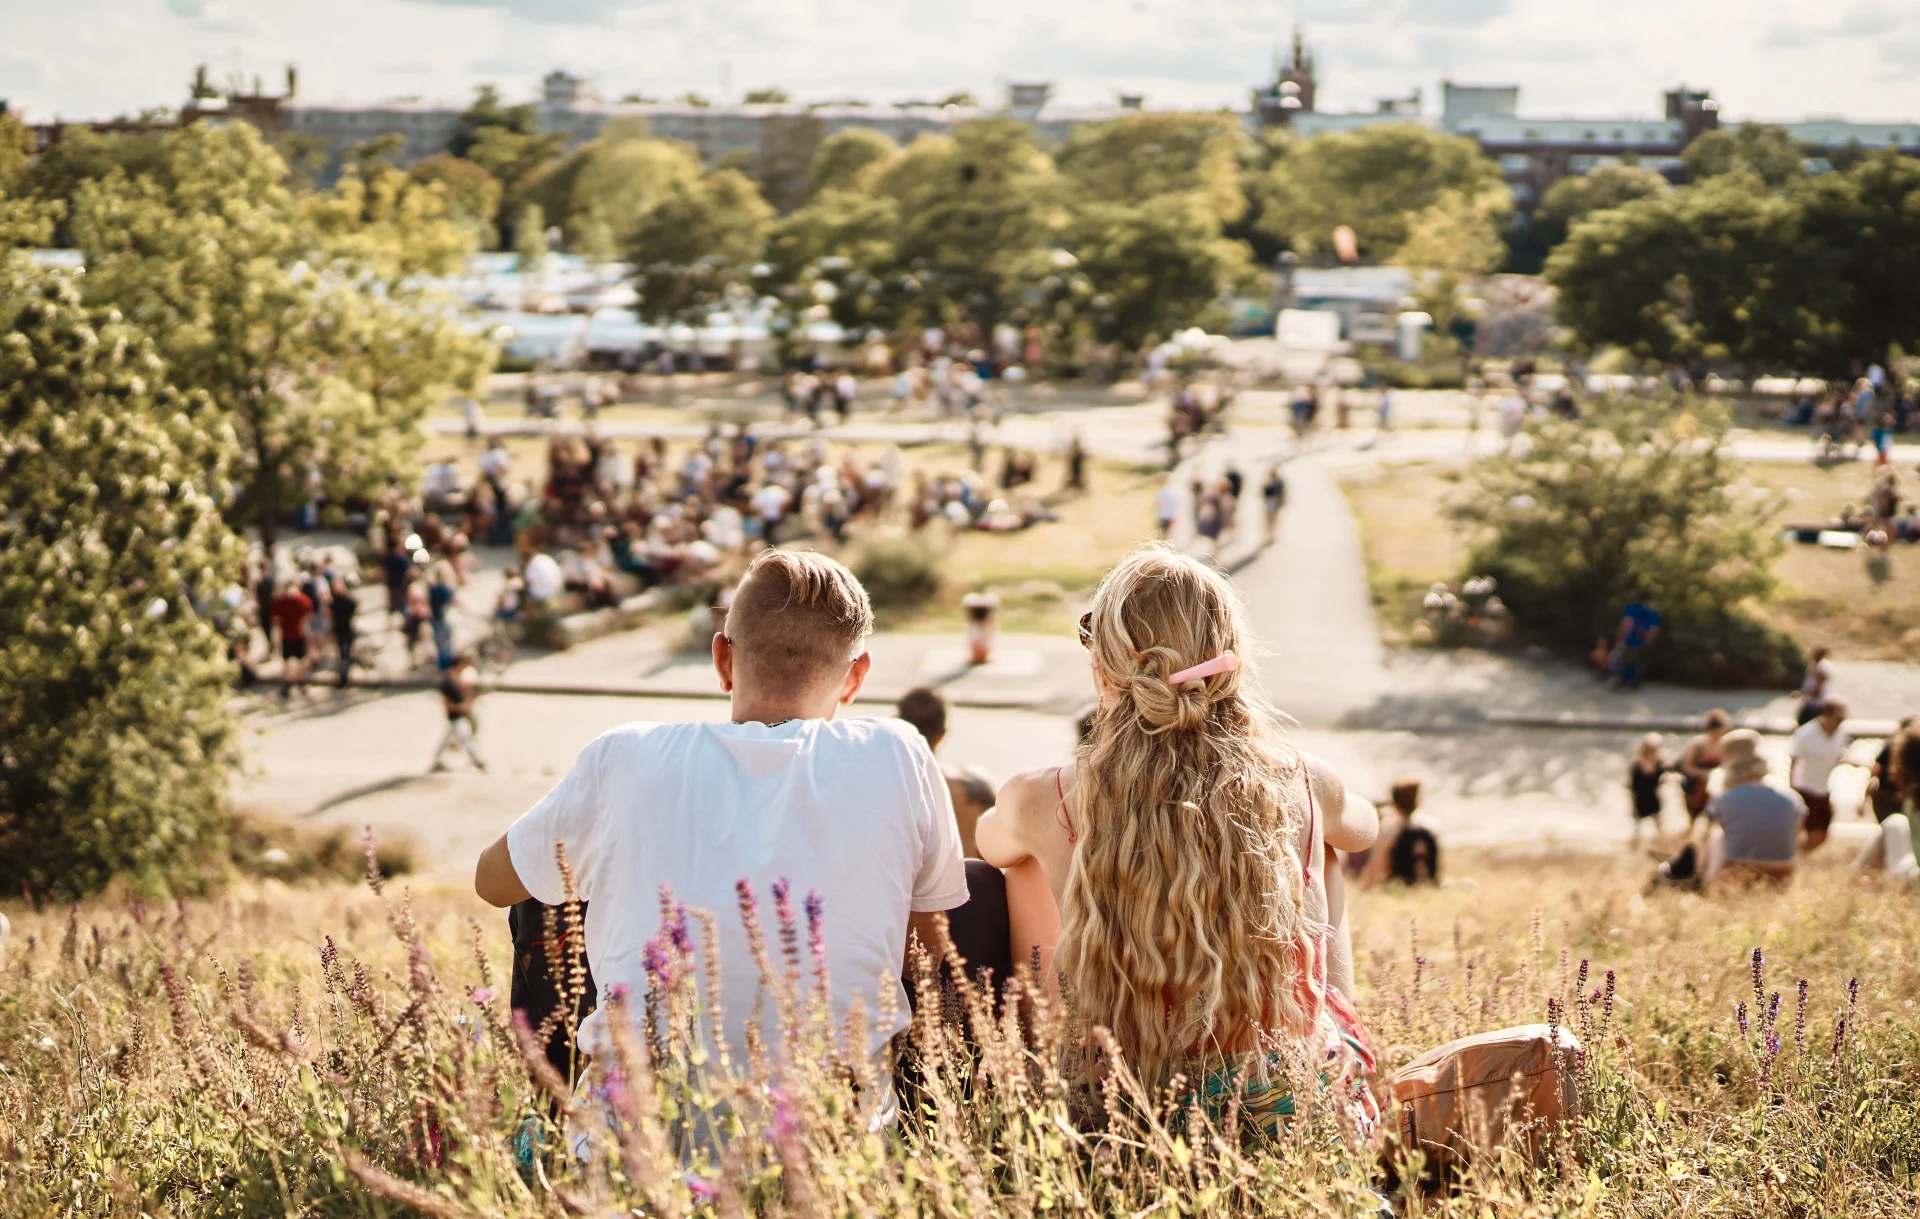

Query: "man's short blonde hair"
(725, 549), (874, 692)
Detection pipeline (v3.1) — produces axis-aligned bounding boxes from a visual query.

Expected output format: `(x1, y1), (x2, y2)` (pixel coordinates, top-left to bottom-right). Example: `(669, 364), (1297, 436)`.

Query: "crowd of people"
(1633, 650), (1920, 890)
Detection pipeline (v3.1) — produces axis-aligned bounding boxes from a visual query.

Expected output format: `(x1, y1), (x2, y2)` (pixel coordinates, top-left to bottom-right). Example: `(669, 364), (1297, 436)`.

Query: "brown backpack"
(1387, 1024), (1580, 1181)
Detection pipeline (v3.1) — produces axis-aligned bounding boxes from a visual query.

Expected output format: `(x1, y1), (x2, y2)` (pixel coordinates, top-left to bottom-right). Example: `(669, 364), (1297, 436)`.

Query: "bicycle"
(476, 617), (518, 675)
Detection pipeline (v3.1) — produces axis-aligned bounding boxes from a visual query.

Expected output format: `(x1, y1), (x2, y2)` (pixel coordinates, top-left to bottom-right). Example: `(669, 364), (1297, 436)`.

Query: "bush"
(0, 273), (245, 899)
(226, 809), (418, 885)
(850, 532), (945, 610)
(1453, 395), (1803, 686)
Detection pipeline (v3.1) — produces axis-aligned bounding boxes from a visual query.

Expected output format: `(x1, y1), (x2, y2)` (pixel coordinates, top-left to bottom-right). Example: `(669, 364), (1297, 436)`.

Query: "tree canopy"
(72, 121), (489, 548)
(1257, 124), (1507, 259)
(1682, 123), (1808, 189)
(1547, 150), (1920, 373)
(0, 273), (244, 898)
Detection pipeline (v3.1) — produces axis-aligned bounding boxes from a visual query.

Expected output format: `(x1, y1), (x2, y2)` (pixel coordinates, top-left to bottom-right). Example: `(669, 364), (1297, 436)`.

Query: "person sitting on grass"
(473, 550), (968, 1123)
(1359, 779), (1440, 888)
(976, 545), (1379, 1130)
(1700, 729), (1804, 889)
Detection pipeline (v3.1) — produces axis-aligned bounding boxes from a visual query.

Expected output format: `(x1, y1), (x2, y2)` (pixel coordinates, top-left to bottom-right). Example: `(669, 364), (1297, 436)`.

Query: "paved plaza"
(241, 395), (1907, 882)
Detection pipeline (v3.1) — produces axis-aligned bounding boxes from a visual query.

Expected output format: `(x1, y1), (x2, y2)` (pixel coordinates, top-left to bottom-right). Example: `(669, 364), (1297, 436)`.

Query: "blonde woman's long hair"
(1055, 545), (1321, 1082)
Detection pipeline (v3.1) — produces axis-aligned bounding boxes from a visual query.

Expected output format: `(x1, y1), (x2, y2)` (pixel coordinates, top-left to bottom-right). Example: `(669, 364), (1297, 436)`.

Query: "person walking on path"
(330, 570), (359, 689)
(1261, 464), (1287, 543)
(1789, 698), (1852, 850)
(269, 580), (315, 698)
(431, 654), (486, 772)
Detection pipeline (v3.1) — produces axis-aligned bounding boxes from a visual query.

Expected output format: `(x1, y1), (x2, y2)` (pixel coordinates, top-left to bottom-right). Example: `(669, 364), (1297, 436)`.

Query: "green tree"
(409, 153), (505, 247)
(73, 121), (489, 551)
(448, 84), (538, 159)
(565, 132), (704, 249)
(756, 113), (826, 213)
(1794, 150), (1920, 370)
(1067, 194), (1248, 350)
(876, 119), (1062, 334)
(1256, 124), (1505, 258)
(1545, 173), (1836, 374)
(1682, 123), (1807, 189)
(1452, 396), (1800, 687)
(742, 87), (791, 104)
(0, 115), (56, 252)
(629, 169), (774, 320)
(23, 125), (169, 244)
(0, 272), (244, 899)
(1056, 112), (1247, 228)
(805, 128), (899, 200)
(1530, 163), (1668, 251)
(1395, 188), (1511, 335)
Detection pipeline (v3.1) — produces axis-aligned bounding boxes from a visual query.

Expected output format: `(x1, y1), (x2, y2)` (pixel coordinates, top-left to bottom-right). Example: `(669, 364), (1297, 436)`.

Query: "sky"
(4, 0), (1919, 124)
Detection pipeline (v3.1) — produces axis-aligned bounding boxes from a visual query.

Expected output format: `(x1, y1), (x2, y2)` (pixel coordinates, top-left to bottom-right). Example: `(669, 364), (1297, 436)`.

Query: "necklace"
(733, 718), (795, 728)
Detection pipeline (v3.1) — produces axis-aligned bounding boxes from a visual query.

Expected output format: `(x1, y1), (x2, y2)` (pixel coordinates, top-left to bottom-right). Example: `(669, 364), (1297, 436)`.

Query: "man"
(1610, 599), (1662, 690)
(1789, 697), (1850, 849)
(473, 551), (967, 1119)
(268, 579), (315, 698)
(896, 686), (1014, 997)
(431, 653), (486, 772)
(330, 569), (359, 689)
(1702, 729), (1805, 887)
(895, 687), (996, 858)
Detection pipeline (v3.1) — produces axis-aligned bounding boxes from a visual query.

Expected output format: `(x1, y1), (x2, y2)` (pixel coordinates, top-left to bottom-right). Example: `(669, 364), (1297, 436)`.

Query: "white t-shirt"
(1801, 658), (1834, 699)
(752, 483), (790, 522)
(1789, 720), (1849, 794)
(523, 552), (563, 602)
(506, 717), (967, 1099)
(1155, 485), (1181, 524)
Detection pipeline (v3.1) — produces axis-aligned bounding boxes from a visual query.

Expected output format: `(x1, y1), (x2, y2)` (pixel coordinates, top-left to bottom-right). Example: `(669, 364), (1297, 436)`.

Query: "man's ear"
(712, 632), (735, 693)
(840, 652), (872, 705)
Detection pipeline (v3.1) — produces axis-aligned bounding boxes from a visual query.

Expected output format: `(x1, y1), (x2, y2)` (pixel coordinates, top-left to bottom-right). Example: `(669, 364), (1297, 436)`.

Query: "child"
(1630, 733), (1666, 843)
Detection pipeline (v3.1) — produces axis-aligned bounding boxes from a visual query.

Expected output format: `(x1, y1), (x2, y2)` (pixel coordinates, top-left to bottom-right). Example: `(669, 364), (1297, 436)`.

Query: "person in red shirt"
(269, 581), (315, 697)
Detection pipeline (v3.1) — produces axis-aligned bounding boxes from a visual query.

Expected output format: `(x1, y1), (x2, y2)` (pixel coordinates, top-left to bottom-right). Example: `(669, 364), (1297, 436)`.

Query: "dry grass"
(6, 844), (1919, 1216)
(1343, 455), (1920, 661)
(1340, 463), (1477, 642)
(1733, 460), (1920, 661)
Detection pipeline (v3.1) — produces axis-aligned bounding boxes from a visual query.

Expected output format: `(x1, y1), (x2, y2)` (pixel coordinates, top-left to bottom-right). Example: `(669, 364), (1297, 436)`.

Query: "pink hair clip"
(1168, 651), (1240, 686)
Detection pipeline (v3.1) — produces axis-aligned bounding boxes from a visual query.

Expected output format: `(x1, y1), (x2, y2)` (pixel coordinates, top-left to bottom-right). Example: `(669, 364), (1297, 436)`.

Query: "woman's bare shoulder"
(998, 764), (1068, 821)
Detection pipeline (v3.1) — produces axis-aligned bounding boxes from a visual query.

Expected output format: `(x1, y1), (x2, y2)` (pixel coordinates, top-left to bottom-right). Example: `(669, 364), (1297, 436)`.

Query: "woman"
(1677, 708), (1732, 824)
(977, 546), (1378, 1124)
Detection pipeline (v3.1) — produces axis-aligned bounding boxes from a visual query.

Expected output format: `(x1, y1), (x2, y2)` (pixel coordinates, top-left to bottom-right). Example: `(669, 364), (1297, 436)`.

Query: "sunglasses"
(1077, 611), (1093, 649)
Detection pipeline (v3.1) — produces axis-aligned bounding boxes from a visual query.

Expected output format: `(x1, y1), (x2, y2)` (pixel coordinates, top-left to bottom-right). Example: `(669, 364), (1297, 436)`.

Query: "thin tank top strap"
(1055, 765), (1076, 844)
(1302, 770), (1316, 885)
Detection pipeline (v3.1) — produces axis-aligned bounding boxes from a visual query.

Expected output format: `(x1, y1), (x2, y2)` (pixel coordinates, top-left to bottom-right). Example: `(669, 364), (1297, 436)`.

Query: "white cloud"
(1, 0), (1917, 126)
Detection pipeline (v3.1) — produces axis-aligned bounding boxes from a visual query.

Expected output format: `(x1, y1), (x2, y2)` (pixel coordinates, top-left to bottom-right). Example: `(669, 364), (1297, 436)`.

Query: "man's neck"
(729, 692), (841, 725)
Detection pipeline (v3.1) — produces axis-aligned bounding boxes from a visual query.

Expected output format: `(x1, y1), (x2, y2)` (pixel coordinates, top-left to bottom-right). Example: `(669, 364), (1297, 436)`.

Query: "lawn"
(1340, 462), (1478, 643)
(6, 847), (1917, 1214)
(1343, 455), (1920, 661)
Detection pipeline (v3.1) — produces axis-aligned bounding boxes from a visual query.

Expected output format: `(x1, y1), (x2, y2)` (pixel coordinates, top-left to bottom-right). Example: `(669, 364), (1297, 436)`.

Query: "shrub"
(1452, 395), (1804, 686)
(850, 532), (945, 610)
(0, 272), (245, 900)
(226, 809), (418, 885)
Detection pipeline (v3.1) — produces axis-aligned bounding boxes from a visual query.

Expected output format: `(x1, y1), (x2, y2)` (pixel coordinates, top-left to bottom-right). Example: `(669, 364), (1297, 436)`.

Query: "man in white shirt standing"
(1789, 697), (1851, 850)
(474, 550), (968, 1118)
